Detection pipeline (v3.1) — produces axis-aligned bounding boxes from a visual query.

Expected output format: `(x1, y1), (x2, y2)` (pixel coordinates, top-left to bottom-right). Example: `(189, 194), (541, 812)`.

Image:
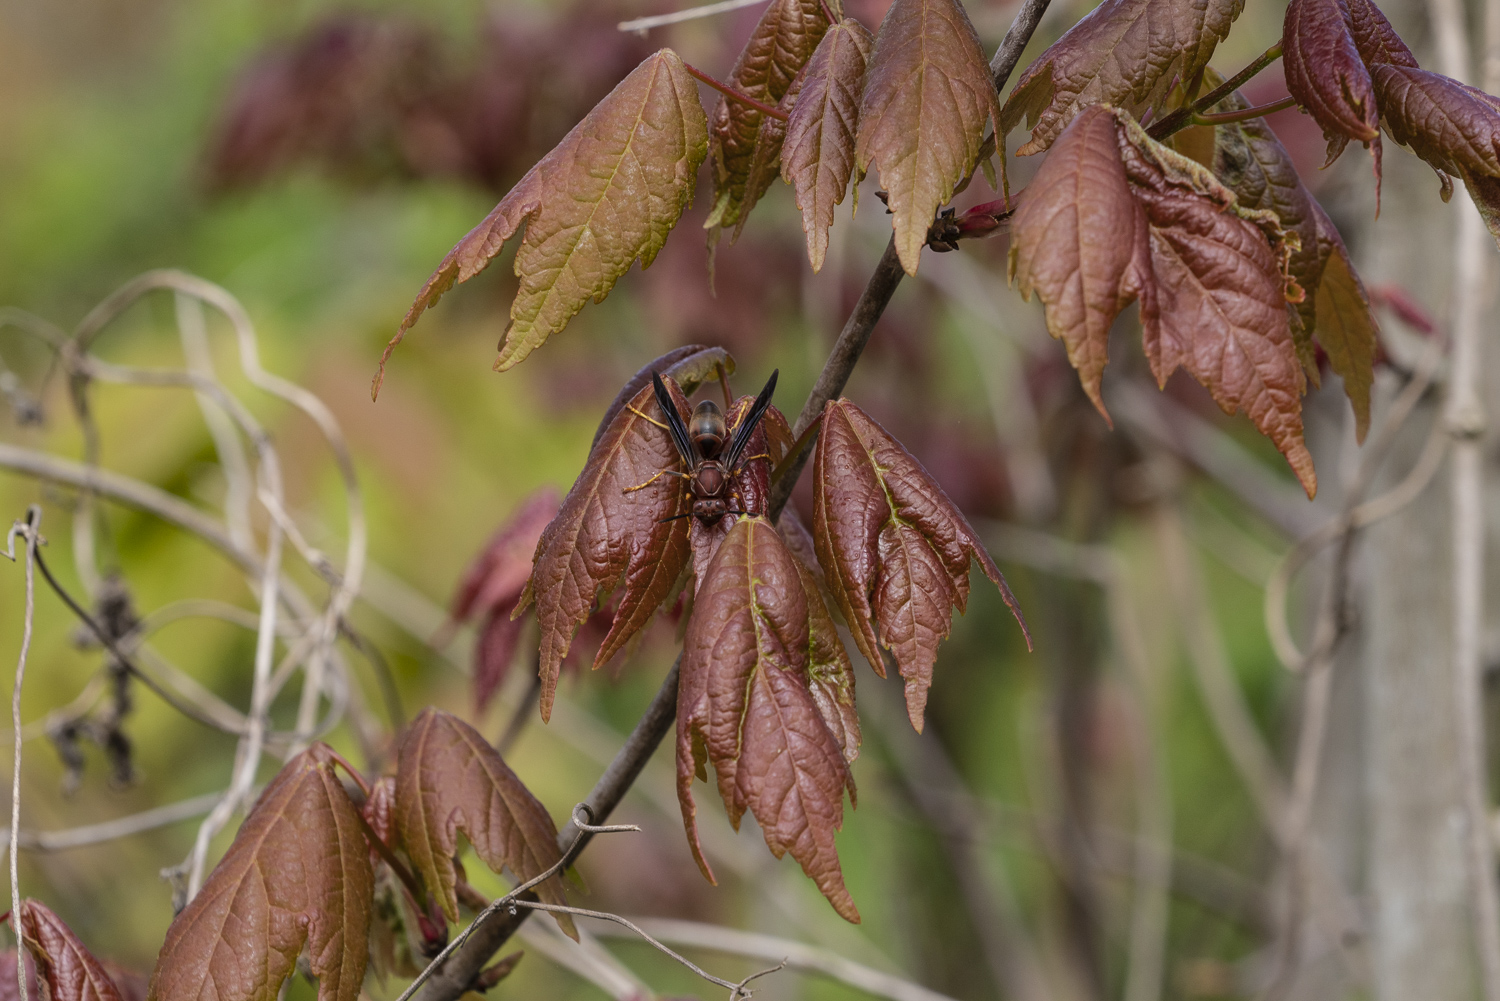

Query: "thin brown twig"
(683, 63), (789, 121)
(1191, 95), (1297, 125)
(1147, 42), (1284, 140)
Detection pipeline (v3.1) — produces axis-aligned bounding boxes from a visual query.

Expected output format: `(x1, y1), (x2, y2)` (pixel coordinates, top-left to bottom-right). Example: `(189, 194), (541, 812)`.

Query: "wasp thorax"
(690, 401), (727, 457)
(694, 462), (727, 496)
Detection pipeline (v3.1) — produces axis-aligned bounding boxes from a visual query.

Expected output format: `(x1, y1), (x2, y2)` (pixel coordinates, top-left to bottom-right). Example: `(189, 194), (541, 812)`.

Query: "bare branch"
(591, 918), (960, 1001)
(618, 0), (768, 34)
(4, 506), (39, 1001)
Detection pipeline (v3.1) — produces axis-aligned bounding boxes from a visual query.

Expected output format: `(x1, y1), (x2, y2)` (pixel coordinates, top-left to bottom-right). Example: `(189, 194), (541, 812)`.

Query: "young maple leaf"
(1010, 105), (1318, 496)
(16, 901), (125, 1001)
(147, 746), (373, 1001)
(813, 399), (1029, 731)
(705, 0), (836, 237)
(448, 488), (560, 713)
(676, 517), (860, 923)
(1000, 0), (1244, 156)
(856, 0), (998, 275)
(516, 376), (693, 721)
(1372, 65), (1500, 233)
(374, 48), (708, 396)
(393, 709), (574, 937)
(1282, 0), (1411, 172)
(781, 18), (874, 272)
(1283, 0), (1500, 241)
(1207, 92), (1377, 441)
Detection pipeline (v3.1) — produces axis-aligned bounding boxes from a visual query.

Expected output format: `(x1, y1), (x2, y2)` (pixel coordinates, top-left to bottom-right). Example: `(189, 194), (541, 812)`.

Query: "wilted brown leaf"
(813, 399), (1029, 731)
(856, 0), (999, 274)
(1001, 0), (1243, 156)
(147, 746), (372, 1001)
(705, 0), (835, 235)
(1210, 93), (1375, 439)
(376, 48), (708, 394)
(1308, 201), (1377, 439)
(782, 19), (874, 271)
(17, 901), (123, 1001)
(1010, 106), (1317, 494)
(393, 709), (573, 936)
(518, 379), (692, 721)
(676, 517), (860, 922)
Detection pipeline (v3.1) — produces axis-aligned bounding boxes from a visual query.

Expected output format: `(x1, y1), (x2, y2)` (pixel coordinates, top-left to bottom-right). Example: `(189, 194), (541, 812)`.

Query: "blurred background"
(0, 0), (1491, 998)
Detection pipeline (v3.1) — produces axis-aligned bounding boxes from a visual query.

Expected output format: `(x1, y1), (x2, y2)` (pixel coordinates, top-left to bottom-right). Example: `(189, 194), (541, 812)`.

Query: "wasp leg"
(623, 468), (689, 493)
(737, 452), (772, 464)
(627, 405), (671, 431)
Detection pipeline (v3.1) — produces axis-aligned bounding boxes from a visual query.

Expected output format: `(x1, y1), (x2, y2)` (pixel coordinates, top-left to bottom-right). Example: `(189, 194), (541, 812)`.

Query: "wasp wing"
(724, 369), (779, 472)
(652, 371), (697, 468)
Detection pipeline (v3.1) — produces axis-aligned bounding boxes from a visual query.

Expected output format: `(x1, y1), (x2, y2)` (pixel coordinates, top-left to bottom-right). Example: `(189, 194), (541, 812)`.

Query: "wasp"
(628, 369), (778, 524)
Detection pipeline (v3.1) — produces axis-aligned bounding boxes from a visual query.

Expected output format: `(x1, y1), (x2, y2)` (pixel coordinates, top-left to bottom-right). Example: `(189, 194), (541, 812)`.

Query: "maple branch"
(1147, 42), (1285, 140)
(683, 63), (789, 121)
(3, 507), (38, 1001)
(1191, 95), (1297, 126)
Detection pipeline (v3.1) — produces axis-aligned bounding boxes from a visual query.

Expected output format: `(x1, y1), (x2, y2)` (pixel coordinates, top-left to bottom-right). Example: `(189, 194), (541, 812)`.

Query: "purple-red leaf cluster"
(1283, 0), (1500, 241)
(813, 399), (1028, 730)
(1009, 105), (1318, 496)
(676, 516), (860, 922)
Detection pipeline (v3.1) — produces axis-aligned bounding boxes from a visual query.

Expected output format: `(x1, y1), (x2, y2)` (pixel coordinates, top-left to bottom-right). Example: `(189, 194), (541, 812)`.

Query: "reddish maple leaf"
(147, 746), (372, 1001)
(676, 517), (860, 922)
(1001, 0), (1244, 156)
(813, 399), (1029, 731)
(447, 488), (559, 712)
(1208, 91), (1376, 440)
(781, 18), (874, 271)
(1010, 105), (1317, 495)
(705, 0), (836, 236)
(517, 377), (693, 721)
(393, 709), (574, 936)
(857, 0), (999, 274)
(17, 902), (124, 1001)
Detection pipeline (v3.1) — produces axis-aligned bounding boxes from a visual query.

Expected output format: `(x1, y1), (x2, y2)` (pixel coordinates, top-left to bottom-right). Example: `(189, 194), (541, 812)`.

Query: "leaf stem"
(1191, 95), (1297, 126)
(683, 63), (789, 121)
(1147, 42), (1284, 140)
(817, 0), (838, 25)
